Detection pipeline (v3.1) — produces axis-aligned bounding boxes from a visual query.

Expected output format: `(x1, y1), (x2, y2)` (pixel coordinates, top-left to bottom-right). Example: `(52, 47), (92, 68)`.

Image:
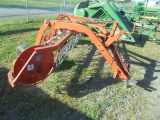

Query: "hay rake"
(8, 14), (136, 87)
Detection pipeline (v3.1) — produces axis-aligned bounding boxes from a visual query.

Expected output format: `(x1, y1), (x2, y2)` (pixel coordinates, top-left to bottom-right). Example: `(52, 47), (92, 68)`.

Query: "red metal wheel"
(10, 45), (54, 87)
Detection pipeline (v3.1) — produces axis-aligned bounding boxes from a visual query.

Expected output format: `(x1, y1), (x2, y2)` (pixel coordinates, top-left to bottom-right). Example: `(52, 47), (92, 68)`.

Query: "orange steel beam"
(8, 14), (131, 87)
(57, 14), (126, 46)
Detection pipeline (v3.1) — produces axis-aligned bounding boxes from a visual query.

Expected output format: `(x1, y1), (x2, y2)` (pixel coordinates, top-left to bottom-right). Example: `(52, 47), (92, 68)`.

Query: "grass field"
(0, 0), (84, 8)
(0, 16), (160, 120)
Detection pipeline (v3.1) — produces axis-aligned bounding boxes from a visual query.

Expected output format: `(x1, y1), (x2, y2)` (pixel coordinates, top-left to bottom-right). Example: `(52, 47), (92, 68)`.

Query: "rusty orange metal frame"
(8, 14), (132, 87)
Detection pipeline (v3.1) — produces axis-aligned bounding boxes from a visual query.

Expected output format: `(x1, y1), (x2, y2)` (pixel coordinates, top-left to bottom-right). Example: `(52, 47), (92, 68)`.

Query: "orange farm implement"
(8, 14), (136, 87)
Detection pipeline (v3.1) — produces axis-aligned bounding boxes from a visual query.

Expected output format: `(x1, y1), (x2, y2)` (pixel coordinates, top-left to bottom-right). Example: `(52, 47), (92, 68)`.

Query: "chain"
(56, 33), (82, 67)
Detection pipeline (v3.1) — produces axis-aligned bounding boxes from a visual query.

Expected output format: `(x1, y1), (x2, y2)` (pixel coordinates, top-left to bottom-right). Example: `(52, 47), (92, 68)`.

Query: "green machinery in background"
(120, 1), (160, 22)
(74, 0), (159, 42)
(113, 1), (160, 41)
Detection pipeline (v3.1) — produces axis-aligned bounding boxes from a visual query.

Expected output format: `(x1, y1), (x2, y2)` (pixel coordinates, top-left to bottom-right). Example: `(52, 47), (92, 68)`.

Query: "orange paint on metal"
(9, 46), (54, 87)
(110, 22), (119, 37)
(105, 30), (125, 47)
(8, 14), (135, 87)
(35, 20), (51, 45)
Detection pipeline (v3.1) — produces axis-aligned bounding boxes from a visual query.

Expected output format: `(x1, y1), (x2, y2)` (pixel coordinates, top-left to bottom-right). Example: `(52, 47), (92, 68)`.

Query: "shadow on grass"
(0, 28), (39, 36)
(0, 67), (92, 120)
(66, 40), (120, 98)
(56, 60), (76, 71)
(120, 34), (148, 48)
(119, 42), (160, 92)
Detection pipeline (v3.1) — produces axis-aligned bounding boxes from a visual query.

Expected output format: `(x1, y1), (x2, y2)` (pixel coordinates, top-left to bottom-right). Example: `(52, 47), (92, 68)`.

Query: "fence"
(0, 0), (83, 21)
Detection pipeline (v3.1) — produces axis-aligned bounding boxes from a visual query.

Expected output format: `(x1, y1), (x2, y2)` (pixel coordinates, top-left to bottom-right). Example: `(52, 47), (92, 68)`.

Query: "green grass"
(0, 15), (57, 66)
(0, 0), (84, 8)
(0, 16), (160, 120)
